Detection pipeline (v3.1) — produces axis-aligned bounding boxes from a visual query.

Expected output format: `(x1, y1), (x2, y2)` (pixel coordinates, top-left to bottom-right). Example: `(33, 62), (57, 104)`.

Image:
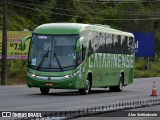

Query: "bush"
(7, 60), (27, 85)
(135, 58), (160, 78)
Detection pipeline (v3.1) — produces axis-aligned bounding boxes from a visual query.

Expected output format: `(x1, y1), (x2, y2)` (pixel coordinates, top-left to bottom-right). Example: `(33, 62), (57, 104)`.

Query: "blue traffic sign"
(133, 32), (155, 57)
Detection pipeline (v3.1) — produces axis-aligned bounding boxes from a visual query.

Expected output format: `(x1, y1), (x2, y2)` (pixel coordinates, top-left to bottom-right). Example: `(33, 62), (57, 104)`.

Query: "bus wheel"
(109, 76), (123, 92)
(79, 78), (91, 95)
(40, 87), (50, 94)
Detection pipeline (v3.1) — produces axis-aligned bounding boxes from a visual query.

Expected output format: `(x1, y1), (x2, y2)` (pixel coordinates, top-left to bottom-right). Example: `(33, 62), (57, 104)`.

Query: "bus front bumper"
(27, 74), (80, 89)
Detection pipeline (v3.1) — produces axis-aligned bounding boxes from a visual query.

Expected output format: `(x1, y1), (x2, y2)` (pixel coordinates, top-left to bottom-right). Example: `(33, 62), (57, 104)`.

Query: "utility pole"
(1, 0), (7, 85)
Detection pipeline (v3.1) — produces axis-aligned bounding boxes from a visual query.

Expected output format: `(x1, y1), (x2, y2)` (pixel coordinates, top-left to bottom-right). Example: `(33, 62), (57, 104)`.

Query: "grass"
(135, 58), (160, 78)
(0, 60), (27, 85)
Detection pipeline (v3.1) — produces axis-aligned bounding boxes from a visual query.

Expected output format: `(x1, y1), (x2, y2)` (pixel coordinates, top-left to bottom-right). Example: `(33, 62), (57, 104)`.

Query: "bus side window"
(88, 40), (93, 57)
(82, 45), (85, 61)
(128, 37), (135, 54)
(121, 36), (128, 54)
(114, 35), (120, 54)
(76, 45), (86, 65)
(108, 34), (114, 53)
(76, 48), (82, 65)
(80, 31), (89, 59)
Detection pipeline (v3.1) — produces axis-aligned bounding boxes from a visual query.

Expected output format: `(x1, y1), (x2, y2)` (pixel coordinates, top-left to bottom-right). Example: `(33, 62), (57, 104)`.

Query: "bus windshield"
(28, 34), (79, 71)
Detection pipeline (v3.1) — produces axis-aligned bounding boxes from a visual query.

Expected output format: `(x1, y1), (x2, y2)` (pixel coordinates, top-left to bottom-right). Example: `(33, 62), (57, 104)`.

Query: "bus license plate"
(45, 82), (53, 86)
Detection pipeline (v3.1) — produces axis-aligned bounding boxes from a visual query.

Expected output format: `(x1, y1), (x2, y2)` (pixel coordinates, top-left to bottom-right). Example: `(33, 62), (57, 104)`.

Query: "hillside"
(0, 0), (160, 31)
(0, 0), (160, 84)
(1, 1), (160, 48)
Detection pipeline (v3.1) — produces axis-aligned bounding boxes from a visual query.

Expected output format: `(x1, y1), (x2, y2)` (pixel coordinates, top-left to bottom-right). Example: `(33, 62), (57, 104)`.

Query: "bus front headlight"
(63, 71), (80, 79)
(31, 74), (36, 77)
(27, 72), (36, 78)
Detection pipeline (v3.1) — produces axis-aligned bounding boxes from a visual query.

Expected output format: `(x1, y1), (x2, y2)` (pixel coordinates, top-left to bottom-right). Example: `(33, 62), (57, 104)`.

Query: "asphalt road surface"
(0, 77), (160, 113)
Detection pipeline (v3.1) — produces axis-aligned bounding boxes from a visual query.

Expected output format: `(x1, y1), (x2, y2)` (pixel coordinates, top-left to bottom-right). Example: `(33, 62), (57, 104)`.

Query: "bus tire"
(79, 78), (91, 95)
(109, 76), (123, 92)
(40, 87), (50, 94)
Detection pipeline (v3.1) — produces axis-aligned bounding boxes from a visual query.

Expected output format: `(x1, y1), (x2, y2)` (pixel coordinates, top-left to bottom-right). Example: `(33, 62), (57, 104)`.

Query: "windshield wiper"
(53, 39), (63, 72)
(54, 52), (63, 71)
(36, 49), (49, 70)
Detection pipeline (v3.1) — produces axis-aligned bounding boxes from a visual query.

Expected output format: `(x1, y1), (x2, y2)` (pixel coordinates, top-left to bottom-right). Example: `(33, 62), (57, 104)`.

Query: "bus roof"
(34, 23), (89, 35)
(33, 23), (134, 37)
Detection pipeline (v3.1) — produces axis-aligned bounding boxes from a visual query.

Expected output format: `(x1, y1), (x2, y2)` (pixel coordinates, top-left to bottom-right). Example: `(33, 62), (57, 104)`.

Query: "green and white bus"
(21, 23), (135, 95)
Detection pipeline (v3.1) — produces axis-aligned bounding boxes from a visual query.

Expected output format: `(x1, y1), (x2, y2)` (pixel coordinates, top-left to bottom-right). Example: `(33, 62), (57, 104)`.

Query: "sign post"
(147, 57), (149, 71)
(1, 0), (7, 85)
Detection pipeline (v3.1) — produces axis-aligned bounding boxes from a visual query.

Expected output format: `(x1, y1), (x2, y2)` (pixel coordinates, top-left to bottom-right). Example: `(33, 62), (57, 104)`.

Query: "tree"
(51, 0), (77, 22)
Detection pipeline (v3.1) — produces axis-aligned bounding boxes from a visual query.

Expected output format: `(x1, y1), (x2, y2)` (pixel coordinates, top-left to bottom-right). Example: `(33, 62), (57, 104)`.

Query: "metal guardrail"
(11, 98), (160, 120)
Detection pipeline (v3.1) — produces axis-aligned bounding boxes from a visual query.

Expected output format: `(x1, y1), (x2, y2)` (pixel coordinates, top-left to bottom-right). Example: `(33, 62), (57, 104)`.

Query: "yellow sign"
(0, 31), (31, 59)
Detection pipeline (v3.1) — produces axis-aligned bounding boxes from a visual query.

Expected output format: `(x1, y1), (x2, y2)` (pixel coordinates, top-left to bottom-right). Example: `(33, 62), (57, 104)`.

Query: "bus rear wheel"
(109, 76), (123, 92)
(79, 78), (91, 95)
(40, 87), (50, 94)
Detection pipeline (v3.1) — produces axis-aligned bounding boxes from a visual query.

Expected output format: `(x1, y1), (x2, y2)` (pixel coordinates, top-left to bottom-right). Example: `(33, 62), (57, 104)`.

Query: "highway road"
(0, 77), (160, 113)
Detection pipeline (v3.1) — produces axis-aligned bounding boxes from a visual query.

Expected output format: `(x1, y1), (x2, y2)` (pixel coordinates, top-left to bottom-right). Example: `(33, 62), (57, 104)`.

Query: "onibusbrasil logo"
(1, 112), (42, 118)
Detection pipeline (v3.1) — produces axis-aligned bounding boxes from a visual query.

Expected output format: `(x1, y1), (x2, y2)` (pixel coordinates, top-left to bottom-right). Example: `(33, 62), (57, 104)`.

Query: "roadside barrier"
(11, 98), (160, 120)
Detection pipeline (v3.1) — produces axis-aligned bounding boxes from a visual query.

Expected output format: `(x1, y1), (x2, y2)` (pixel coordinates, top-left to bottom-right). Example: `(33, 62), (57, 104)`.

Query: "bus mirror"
(76, 37), (84, 53)
(21, 35), (31, 51)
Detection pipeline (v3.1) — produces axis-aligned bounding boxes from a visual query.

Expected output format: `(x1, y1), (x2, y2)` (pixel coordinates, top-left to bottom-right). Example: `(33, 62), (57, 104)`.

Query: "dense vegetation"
(0, 0), (160, 84)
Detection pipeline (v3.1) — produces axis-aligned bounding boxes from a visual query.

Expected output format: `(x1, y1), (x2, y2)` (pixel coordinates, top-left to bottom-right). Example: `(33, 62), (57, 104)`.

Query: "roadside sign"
(133, 32), (155, 57)
(0, 31), (31, 59)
